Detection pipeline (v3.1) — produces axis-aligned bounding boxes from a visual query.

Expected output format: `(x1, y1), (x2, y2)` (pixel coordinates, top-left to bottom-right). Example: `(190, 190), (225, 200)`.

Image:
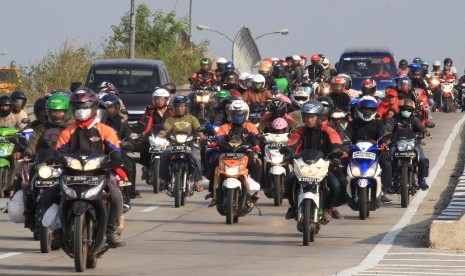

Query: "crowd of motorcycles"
(1, 55), (464, 272)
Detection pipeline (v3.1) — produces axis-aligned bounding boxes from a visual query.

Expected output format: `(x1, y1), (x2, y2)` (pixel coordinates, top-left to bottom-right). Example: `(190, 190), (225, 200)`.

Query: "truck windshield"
(338, 56), (396, 79)
(87, 67), (159, 93)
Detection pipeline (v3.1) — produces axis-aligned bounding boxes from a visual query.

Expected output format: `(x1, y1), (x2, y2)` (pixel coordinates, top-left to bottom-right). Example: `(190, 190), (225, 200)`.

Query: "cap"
(386, 88), (398, 97)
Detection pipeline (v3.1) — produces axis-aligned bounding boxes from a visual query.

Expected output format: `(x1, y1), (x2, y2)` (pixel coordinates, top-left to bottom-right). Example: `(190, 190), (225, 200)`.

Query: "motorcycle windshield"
(393, 128), (415, 142)
(298, 149), (324, 164)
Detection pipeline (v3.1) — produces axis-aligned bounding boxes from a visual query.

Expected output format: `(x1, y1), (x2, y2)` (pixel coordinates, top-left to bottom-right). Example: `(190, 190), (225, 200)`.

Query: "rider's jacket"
(141, 106), (174, 135)
(191, 69), (218, 88)
(287, 124), (342, 156)
(242, 89), (273, 106)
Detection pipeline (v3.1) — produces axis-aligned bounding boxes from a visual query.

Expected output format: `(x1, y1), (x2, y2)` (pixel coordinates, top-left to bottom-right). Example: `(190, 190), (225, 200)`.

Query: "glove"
(111, 154), (123, 167)
(379, 144), (388, 151)
(252, 145), (261, 154)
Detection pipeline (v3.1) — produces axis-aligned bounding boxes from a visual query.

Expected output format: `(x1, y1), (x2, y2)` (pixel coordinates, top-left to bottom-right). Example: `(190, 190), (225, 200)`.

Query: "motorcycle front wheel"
(40, 226), (52, 253)
(358, 187), (368, 220)
(226, 188), (238, 225)
(0, 166), (10, 198)
(272, 174), (283, 206)
(151, 157), (160, 194)
(73, 214), (88, 272)
(400, 166), (410, 208)
(174, 170), (183, 208)
(302, 199), (315, 246)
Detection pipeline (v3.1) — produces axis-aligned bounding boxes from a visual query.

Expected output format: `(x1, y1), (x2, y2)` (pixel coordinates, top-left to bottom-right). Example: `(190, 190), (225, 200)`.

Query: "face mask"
(401, 110), (412, 118)
(75, 108), (92, 121)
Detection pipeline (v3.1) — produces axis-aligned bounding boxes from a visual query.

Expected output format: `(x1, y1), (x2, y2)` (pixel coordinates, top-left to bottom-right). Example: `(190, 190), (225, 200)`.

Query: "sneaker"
(380, 193), (392, 203)
(106, 231), (126, 248)
(419, 179), (429, 191)
(285, 207), (296, 220)
(130, 189), (143, 199)
(331, 210), (343, 219)
(122, 203), (131, 213)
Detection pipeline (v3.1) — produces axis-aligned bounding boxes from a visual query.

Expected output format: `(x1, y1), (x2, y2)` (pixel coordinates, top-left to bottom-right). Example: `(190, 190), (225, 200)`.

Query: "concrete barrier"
(430, 168), (465, 249)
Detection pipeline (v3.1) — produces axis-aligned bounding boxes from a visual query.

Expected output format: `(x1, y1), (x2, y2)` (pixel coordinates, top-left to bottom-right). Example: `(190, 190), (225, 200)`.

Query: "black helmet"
(444, 57), (453, 65)
(399, 59), (408, 67)
(224, 72), (239, 85)
(101, 94), (121, 118)
(70, 87), (100, 121)
(0, 95), (13, 117)
(268, 98), (287, 118)
(34, 97), (48, 123)
(273, 63), (285, 78)
(316, 95), (334, 118)
(10, 90), (27, 111)
(412, 57), (422, 64)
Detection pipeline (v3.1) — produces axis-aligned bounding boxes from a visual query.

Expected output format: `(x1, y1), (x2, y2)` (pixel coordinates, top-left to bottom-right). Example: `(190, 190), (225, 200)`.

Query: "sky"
(2, 0), (465, 74)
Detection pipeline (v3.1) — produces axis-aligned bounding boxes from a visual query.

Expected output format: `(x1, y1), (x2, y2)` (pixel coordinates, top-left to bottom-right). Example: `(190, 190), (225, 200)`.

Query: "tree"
(103, 4), (208, 85)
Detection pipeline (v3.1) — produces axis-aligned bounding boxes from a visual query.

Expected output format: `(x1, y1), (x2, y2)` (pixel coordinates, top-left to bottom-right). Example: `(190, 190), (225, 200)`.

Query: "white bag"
(8, 190), (25, 223)
(42, 203), (62, 229)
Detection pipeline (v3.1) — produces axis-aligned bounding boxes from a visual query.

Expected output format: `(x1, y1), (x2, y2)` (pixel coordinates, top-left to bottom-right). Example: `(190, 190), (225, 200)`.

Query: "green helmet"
(200, 58), (212, 70)
(216, 90), (231, 100)
(46, 94), (71, 126)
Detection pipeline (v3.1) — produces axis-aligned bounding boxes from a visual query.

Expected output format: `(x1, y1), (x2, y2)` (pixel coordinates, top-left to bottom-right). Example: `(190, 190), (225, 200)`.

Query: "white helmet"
(292, 55), (301, 62)
(321, 58), (330, 69)
(152, 88), (170, 98)
(252, 74), (266, 90)
(228, 99), (249, 124)
(291, 87), (310, 107)
(8, 190), (25, 223)
(433, 60), (441, 67)
(239, 72), (251, 89)
(217, 57), (227, 64)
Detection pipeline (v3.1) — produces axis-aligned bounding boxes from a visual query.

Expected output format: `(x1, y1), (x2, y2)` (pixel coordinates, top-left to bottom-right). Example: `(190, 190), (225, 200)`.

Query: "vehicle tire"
(40, 226), (52, 253)
(152, 158), (160, 194)
(0, 167), (6, 198)
(302, 199), (314, 246)
(358, 187), (368, 220)
(73, 214), (88, 272)
(444, 97), (453, 113)
(226, 189), (237, 225)
(181, 175), (186, 206)
(86, 255), (97, 269)
(174, 171), (182, 208)
(400, 166), (410, 208)
(273, 174), (283, 206)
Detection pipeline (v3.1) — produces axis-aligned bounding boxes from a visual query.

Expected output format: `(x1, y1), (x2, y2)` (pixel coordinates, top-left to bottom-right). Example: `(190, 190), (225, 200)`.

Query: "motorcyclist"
(221, 71), (239, 91)
(238, 72), (251, 94)
(397, 59), (409, 75)
(0, 95), (23, 128)
(29, 97), (48, 129)
(139, 88), (174, 181)
(421, 61), (430, 76)
(408, 63), (428, 91)
(207, 99), (262, 205)
(305, 54), (325, 82)
(289, 55), (303, 86)
(428, 61), (442, 78)
(338, 73), (359, 99)
(10, 90), (29, 129)
(289, 86), (310, 112)
(191, 58), (218, 89)
(360, 79), (378, 98)
(258, 97), (296, 133)
(97, 81), (127, 120)
(283, 100), (343, 221)
(158, 95), (204, 192)
(377, 87), (400, 119)
(212, 90), (232, 124)
(329, 76), (351, 112)
(242, 74), (273, 106)
(386, 99), (431, 191)
(345, 96), (393, 202)
(443, 57), (458, 78)
(215, 57), (228, 79)
(273, 63), (291, 95)
(51, 87), (126, 247)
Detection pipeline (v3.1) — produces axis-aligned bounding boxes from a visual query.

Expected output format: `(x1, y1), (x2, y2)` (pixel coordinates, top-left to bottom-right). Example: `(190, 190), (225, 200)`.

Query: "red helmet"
(300, 54), (308, 60)
(361, 79), (377, 95)
(330, 76), (346, 93)
(311, 54), (321, 62)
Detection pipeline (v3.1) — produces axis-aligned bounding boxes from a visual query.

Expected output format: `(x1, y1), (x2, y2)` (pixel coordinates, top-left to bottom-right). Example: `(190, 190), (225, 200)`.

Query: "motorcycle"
(191, 88), (214, 122)
(56, 150), (113, 272)
(458, 81), (465, 112)
(0, 127), (27, 198)
(439, 81), (457, 113)
(346, 141), (382, 220)
(215, 137), (260, 224)
(167, 131), (197, 208)
(291, 149), (330, 246)
(146, 133), (169, 193)
(391, 128), (420, 208)
(262, 133), (290, 206)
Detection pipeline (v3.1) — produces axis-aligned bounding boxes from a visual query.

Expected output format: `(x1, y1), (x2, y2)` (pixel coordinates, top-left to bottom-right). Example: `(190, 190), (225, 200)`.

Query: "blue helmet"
(357, 96), (378, 121)
(225, 61), (235, 70)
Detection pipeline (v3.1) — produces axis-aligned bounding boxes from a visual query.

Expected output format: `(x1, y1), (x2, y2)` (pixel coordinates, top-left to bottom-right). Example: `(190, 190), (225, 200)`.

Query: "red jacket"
(287, 124), (342, 156)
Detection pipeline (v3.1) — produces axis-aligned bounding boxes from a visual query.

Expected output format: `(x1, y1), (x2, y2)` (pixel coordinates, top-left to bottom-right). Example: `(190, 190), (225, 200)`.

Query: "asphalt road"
(1, 112), (465, 275)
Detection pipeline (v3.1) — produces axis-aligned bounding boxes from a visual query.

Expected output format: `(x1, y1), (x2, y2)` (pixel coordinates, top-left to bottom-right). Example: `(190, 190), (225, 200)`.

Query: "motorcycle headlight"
(82, 178), (106, 200)
(350, 164), (361, 177)
(364, 162), (378, 178)
(83, 156), (106, 171)
(175, 134), (188, 143)
(38, 165), (53, 179)
(225, 165), (241, 176)
(64, 156), (82, 170)
(396, 139), (415, 151)
(62, 183), (77, 199)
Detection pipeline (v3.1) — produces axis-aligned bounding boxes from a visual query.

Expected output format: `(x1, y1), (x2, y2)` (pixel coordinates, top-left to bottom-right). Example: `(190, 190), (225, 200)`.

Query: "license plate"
(149, 147), (162, 153)
(66, 176), (99, 185)
(268, 143), (286, 149)
(223, 153), (244, 159)
(394, 152), (416, 158)
(35, 180), (58, 188)
(298, 177), (319, 182)
(172, 146), (191, 153)
(352, 151), (376, 160)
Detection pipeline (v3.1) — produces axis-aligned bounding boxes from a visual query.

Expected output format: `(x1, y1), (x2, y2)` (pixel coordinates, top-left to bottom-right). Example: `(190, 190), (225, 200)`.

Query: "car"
(84, 59), (171, 127)
(0, 67), (21, 94)
(336, 47), (397, 99)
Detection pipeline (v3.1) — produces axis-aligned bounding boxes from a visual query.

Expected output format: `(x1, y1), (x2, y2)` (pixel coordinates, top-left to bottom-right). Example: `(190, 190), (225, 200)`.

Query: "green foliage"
(103, 3), (208, 85)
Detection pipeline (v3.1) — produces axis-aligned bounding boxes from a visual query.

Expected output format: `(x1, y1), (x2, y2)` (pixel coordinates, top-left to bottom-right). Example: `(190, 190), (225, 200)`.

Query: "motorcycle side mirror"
(21, 118), (30, 124)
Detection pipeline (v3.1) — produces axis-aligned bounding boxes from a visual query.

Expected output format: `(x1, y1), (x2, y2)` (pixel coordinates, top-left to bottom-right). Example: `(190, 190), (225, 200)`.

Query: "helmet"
(316, 95), (334, 117)
(271, 117), (288, 132)
(172, 95), (191, 115)
(33, 98), (48, 123)
(399, 59), (408, 67)
(433, 60), (441, 67)
(238, 72), (251, 89)
(321, 58), (330, 69)
(224, 72), (239, 85)
(227, 99), (249, 125)
(268, 98), (287, 118)
(395, 72), (408, 83)
(0, 95), (13, 117)
(412, 57), (422, 64)
(408, 65), (424, 79)
(301, 100), (324, 121)
(216, 57), (227, 70)
(216, 90), (231, 105)
(273, 63), (285, 78)
(271, 57), (279, 66)
(338, 74), (352, 89)
(311, 54), (321, 64)
(330, 76), (346, 93)
(421, 61), (429, 68)
(200, 58), (212, 70)
(291, 87), (310, 107)
(97, 81), (117, 95)
(397, 77), (412, 93)
(245, 73), (255, 89)
(252, 74), (266, 90)
(152, 88), (170, 98)
(361, 79), (377, 95)
(163, 83), (177, 94)
(259, 61), (272, 77)
(46, 94), (72, 125)
(11, 90), (27, 111)
(399, 99), (416, 118)
(292, 55), (301, 64)
(357, 96), (378, 121)
(225, 61), (235, 70)
(101, 94), (121, 119)
(444, 57), (453, 65)
(70, 87), (99, 121)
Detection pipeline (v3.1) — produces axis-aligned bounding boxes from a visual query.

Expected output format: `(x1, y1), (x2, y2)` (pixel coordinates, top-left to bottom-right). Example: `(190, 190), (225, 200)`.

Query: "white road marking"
(386, 252), (465, 257)
(140, 206), (159, 213)
(337, 114), (465, 276)
(0, 252), (22, 260)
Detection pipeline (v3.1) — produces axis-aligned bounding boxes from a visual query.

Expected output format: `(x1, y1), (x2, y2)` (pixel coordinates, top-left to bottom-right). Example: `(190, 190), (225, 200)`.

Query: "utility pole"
(188, 0), (193, 47)
(129, 0), (136, 59)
